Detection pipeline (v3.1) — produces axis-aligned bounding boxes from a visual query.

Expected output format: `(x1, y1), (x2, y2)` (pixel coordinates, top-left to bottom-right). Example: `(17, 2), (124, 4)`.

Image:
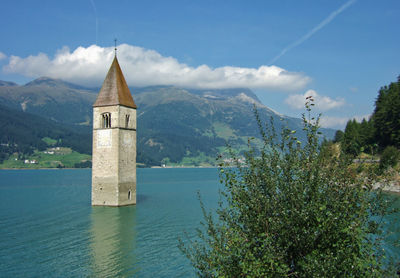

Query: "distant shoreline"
(150, 166), (218, 169)
(373, 181), (400, 194)
(0, 166), (219, 170)
(0, 167), (90, 170)
(2, 167), (400, 194)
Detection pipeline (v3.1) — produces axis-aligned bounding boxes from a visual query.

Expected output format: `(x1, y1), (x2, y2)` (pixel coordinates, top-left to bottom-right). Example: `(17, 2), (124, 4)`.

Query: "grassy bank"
(0, 147), (91, 169)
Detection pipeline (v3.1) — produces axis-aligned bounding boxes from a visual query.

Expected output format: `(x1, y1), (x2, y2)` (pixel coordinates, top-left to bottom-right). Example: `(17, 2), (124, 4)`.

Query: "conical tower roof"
(93, 56), (137, 108)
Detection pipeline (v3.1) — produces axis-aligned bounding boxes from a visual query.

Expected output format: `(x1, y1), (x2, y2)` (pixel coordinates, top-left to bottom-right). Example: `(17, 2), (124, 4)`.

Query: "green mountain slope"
(0, 103), (91, 164)
(0, 77), (96, 125)
(0, 80), (18, 87)
(135, 87), (336, 165)
(0, 77), (336, 166)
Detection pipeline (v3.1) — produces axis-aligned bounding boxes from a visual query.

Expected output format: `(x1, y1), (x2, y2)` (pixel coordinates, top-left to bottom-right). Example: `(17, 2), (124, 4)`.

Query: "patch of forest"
(0, 104), (91, 164)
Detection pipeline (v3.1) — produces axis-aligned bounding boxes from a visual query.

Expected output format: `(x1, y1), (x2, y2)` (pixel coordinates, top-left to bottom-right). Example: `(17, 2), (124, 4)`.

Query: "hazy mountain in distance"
(0, 80), (18, 87)
(24, 76), (95, 91)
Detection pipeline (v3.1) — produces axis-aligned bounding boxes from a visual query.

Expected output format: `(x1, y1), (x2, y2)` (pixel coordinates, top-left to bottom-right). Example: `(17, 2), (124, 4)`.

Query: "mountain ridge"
(24, 76), (96, 91)
(0, 80), (18, 87)
(0, 76), (336, 166)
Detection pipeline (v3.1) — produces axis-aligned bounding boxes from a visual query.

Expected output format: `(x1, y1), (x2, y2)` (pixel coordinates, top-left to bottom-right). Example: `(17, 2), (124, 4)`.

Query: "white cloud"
(319, 114), (370, 129)
(319, 116), (350, 129)
(285, 89), (345, 111)
(3, 44), (310, 90)
(0, 52), (6, 60)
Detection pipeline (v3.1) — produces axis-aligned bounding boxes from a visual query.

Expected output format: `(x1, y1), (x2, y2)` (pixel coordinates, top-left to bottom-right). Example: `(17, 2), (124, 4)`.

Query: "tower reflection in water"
(90, 206), (138, 277)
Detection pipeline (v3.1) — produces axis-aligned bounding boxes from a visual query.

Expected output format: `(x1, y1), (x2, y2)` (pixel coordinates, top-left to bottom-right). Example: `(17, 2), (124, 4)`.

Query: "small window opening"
(125, 114), (130, 128)
(101, 113), (111, 128)
(128, 190), (131, 200)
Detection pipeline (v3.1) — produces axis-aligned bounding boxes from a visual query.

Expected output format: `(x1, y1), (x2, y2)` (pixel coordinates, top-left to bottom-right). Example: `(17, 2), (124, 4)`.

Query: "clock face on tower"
(123, 133), (132, 146)
(97, 129), (112, 148)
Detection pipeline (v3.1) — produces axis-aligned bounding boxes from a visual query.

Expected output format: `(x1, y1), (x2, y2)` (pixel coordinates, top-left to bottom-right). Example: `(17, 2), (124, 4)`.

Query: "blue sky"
(0, 0), (399, 129)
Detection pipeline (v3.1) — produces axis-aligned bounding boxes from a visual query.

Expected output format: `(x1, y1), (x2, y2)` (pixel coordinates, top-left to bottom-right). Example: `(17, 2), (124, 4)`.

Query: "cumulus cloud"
(3, 44), (310, 90)
(285, 89), (345, 111)
(319, 116), (350, 129)
(319, 114), (370, 129)
(0, 52), (6, 60)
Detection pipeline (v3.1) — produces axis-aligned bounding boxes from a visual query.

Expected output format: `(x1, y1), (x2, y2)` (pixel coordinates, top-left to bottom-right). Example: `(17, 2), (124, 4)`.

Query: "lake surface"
(0, 168), (399, 277)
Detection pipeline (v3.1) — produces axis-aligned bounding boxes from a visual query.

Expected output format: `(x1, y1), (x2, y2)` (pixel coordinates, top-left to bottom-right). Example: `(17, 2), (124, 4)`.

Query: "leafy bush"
(180, 100), (395, 277)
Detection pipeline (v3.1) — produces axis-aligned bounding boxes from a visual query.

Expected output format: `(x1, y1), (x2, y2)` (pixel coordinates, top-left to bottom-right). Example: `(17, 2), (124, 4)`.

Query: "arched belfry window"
(101, 113), (111, 128)
(125, 114), (130, 128)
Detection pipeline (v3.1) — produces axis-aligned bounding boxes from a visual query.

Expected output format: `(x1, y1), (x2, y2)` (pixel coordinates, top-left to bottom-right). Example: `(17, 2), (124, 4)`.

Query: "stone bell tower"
(92, 55), (137, 206)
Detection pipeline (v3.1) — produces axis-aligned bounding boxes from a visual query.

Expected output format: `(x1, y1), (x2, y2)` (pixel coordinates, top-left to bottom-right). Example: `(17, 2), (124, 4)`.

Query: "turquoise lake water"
(0, 168), (399, 277)
(0, 168), (222, 277)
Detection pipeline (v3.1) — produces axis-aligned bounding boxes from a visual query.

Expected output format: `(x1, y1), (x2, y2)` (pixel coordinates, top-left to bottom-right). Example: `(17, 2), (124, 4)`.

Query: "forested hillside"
(331, 76), (400, 173)
(0, 104), (91, 164)
(335, 76), (400, 154)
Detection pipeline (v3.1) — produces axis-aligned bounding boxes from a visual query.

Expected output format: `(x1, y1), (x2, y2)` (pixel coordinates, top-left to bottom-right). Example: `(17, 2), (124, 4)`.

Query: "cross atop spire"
(114, 38), (117, 56)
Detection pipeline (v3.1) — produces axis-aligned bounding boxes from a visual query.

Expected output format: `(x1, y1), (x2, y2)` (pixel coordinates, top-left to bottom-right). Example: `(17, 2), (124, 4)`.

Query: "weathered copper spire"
(93, 56), (137, 108)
